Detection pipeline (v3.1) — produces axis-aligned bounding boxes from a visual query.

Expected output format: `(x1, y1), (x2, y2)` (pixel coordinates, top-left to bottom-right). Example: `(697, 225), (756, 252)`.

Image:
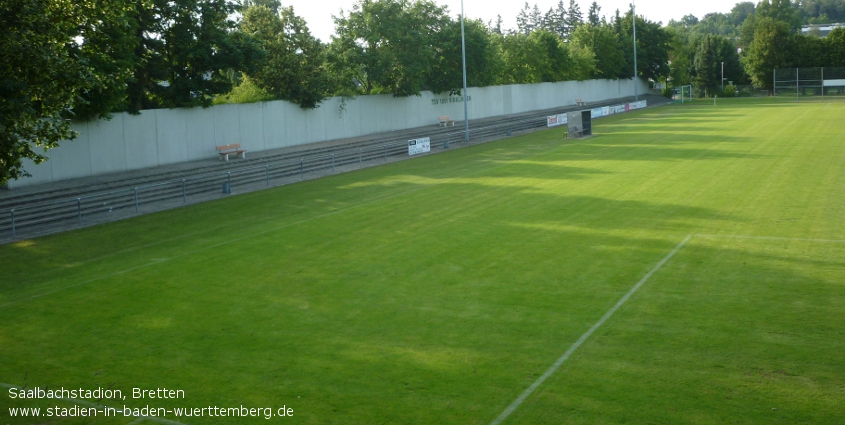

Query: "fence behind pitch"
(774, 67), (845, 98)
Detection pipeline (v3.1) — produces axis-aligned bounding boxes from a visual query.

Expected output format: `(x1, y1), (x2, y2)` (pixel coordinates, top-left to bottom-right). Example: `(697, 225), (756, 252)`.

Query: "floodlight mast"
(633, 0), (638, 102)
(461, 0), (469, 143)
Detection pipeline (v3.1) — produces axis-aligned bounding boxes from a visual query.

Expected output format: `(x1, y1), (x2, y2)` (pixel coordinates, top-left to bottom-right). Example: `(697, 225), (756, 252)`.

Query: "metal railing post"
(265, 165), (270, 186)
(332, 154), (335, 174)
(134, 189), (139, 213)
(300, 159), (304, 180)
(10, 209), (15, 238)
(227, 172), (231, 184)
(358, 148), (362, 167)
(77, 198), (82, 223)
(182, 179), (187, 203)
(383, 145), (387, 161)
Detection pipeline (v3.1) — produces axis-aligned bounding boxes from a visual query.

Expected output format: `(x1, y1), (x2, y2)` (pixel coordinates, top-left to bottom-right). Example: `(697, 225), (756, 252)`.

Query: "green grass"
(1, 99), (844, 425)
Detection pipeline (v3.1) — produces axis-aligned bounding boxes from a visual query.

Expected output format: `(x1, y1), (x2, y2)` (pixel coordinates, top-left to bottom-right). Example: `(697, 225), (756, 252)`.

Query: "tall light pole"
(633, 0), (638, 102)
(460, 0), (469, 143)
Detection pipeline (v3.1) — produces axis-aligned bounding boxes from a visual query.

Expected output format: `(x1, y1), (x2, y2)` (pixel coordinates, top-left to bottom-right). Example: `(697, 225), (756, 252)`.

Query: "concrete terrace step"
(0, 94), (670, 240)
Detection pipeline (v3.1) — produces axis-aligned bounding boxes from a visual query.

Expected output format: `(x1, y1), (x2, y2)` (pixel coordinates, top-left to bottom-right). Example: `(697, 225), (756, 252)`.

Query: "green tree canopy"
(694, 35), (717, 95)
(667, 26), (694, 87)
(241, 0), (281, 14)
(588, 2), (602, 26)
(827, 28), (845, 66)
(0, 0), (136, 185)
(330, 0), (450, 97)
(743, 17), (794, 89)
(241, 5), (331, 108)
(428, 18), (501, 94)
(615, 11), (671, 81)
(571, 23), (625, 79)
(757, 0), (802, 30)
(126, 0), (258, 112)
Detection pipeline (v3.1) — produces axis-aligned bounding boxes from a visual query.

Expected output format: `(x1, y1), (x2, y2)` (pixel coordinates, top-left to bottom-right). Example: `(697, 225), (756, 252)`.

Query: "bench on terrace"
(216, 143), (247, 161)
(438, 116), (455, 127)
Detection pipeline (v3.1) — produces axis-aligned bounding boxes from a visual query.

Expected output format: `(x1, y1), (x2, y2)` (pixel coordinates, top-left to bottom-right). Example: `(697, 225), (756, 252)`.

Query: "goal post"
(679, 85), (693, 103)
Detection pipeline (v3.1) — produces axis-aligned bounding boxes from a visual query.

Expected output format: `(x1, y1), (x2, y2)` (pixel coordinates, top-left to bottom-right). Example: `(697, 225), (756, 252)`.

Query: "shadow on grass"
(502, 235), (845, 425)
(2, 229), (843, 425)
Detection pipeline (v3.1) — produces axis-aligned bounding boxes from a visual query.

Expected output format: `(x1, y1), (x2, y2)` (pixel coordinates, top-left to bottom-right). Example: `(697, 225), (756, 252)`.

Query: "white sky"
(280, 0), (746, 42)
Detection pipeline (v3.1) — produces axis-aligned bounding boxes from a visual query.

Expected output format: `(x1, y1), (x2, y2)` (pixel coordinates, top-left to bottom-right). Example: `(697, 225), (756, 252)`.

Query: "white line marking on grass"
(488, 234), (692, 425)
(0, 382), (187, 425)
(695, 234), (845, 243)
(127, 418), (148, 425)
(0, 141), (582, 310)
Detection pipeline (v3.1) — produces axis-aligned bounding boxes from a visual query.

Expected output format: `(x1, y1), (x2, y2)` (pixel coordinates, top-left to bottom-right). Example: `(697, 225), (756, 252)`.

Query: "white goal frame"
(679, 85), (693, 103)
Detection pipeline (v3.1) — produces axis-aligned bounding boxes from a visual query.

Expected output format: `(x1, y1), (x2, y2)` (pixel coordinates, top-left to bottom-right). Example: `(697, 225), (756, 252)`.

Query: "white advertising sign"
(628, 100), (647, 110)
(546, 113), (568, 127)
(408, 137), (431, 155)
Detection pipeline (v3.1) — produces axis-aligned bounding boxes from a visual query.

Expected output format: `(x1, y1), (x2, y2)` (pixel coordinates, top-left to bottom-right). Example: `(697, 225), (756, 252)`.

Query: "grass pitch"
(1, 99), (844, 424)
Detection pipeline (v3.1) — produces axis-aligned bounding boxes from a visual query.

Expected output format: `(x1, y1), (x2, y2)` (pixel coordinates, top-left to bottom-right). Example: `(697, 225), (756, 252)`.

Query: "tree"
(126, 0), (256, 112)
(543, 6), (565, 38)
(330, 0), (450, 97)
(738, 12), (759, 49)
(547, 1), (568, 38)
(516, 2), (535, 35)
(668, 14), (699, 29)
(532, 30), (572, 82)
(71, 0), (139, 121)
(571, 23), (625, 79)
(588, 2), (601, 26)
(565, 0), (584, 35)
(791, 31), (828, 67)
(428, 18), (501, 94)
(827, 28), (845, 66)
(530, 4), (544, 31)
(743, 18), (794, 89)
(713, 35), (745, 85)
(615, 10), (671, 81)
(797, 0), (845, 24)
(497, 29), (591, 84)
(757, 0), (801, 30)
(0, 0), (133, 185)
(667, 26), (694, 87)
(692, 13), (735, 37)
(489, 14), (504, 35)
(241, 5), (331, 108)
(693, 35), (717, 95)
(729, 2), (756, 27)
(568, 42), (598, 80)
(498, 33), (535, 83)
(241, 0), (281, 14)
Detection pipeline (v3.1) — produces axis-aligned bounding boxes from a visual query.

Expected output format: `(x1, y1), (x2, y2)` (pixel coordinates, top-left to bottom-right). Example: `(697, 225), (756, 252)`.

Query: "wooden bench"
(216, 143), (246, 161)
(575, 99), (587, 106)
(438, 116), (455, 127)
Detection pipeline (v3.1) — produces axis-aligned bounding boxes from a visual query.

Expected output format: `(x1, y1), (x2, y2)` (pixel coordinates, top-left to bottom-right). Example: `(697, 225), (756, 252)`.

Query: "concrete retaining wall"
(10, 78), (647, 188)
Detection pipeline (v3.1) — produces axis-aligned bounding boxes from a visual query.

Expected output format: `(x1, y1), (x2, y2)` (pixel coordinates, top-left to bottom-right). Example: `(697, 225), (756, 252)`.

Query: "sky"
(278, 0), (747, 42)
